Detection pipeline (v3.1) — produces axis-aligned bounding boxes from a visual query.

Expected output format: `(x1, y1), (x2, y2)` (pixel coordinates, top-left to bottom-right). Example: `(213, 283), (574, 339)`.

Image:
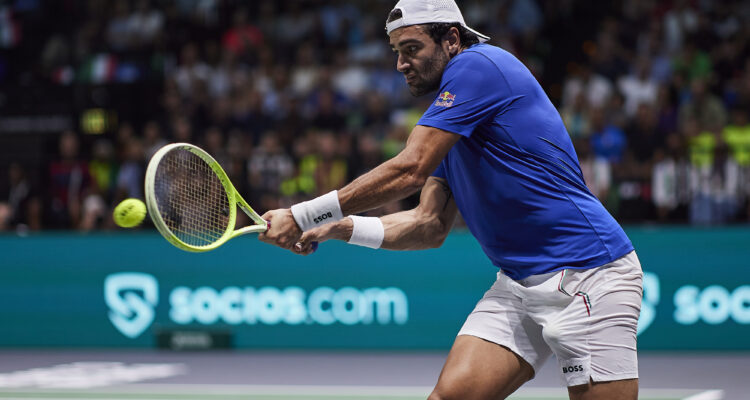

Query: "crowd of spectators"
(1, 0), (750, 233)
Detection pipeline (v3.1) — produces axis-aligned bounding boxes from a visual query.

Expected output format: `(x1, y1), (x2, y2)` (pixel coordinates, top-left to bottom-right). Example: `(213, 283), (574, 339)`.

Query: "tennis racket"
(144, 142), (267, 252)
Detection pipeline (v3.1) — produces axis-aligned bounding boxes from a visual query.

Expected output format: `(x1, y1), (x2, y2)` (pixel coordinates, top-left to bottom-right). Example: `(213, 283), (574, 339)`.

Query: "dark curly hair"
(423, 22), (480, 49)
(387, 8), (480, 49)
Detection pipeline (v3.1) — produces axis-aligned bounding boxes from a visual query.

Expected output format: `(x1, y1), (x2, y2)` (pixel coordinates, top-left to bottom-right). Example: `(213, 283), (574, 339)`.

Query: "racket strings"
(154, 149), (230, 246)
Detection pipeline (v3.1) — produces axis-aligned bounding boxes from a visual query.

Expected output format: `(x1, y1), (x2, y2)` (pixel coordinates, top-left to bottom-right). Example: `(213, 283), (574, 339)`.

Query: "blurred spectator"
(663, 0), (698, 54)
(575, 138), (611, 204)
(562, 63), (613, 110)
(313, 131), (349, 195)
(560, 92), (591, 140)
(655, 84), (679, 137)
(174, 42), (210, 97)
(203, 126), (229, 167)
(589, 107), (627, 164)
(206, 48), (248, 99)
(678, 78), (727, 133)
(684, 117), (714, 168)
(332, 50), (369, 99)
(1, 163), (41, 232)
(672, 40), (712, 83)
(652, 134), (690, 222)
(48, 131), (92, 229)
(590, 19), (630, 81)
(311, 87), (347, 132)
(275, 2), (315, 45)
(171, 116), (193, 143)
(291, 44), (320, 96)
(106, 0), (133, 51)
(352, 130), (385, 177)
(143, 120), (168, 160)
(618, 59), (658, 117)
(357, 92), (392, 139)
(248, 132), (294, 211)
(723, 108), (750, 166)
(88, 139), (118, 203)
(221, 7), (263, 58)
(231, 89), (272, 142)
(128, 0), (164, 48)
(625, 104), (664, 166)
(350, 21), (388, 65)
(115, 137), (144, 201)
(689, 143), (743, 225)
(507, 0), (543, 35)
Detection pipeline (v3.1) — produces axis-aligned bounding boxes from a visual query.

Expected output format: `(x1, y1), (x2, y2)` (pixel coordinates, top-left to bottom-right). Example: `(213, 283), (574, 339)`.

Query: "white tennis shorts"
(458, 251), (643, 387)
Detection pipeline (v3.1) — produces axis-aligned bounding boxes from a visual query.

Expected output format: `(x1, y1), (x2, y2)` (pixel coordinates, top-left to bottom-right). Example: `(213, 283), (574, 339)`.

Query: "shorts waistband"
(501, 270), (560, 288)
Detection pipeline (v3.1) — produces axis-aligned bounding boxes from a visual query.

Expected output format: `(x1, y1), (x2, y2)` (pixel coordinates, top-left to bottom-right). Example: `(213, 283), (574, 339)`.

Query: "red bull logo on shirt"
(435, 91), (456, 107)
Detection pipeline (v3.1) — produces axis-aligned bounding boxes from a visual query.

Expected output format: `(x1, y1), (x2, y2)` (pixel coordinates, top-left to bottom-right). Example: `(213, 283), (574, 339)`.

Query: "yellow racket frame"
(144, 143), (267, 252)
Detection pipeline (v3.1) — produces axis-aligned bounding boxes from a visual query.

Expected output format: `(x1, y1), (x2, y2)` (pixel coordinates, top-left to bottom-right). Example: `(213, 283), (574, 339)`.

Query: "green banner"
(0, 228), (748, 350)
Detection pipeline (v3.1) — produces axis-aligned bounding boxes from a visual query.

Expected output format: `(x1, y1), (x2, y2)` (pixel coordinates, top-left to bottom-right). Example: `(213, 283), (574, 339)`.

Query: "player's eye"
(407, 46), (418, 54)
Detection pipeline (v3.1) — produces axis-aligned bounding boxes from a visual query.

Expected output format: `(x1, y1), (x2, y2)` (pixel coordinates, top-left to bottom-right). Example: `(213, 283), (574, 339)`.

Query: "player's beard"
(407, 47), (450, 97)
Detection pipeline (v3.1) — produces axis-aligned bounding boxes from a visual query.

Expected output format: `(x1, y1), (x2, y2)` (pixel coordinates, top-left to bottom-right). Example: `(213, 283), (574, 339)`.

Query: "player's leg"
(567, 378), (638, 400)
(540, 251), (643, 400)
(429, 273), (552, 400)
(428, 335), (534, 400)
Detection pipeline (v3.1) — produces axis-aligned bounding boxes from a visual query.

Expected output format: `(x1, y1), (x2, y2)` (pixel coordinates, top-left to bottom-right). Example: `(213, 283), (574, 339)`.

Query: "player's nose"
(396, 54), (410, 73)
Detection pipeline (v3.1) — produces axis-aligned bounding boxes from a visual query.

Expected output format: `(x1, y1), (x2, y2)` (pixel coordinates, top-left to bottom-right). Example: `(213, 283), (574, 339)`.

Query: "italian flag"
(79, 54), (118, 83)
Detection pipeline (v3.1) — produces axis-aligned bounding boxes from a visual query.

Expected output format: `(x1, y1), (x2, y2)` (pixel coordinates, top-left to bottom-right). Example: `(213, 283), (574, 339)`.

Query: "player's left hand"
(258, 209), (302, 250)
(293, 217), (353, 255)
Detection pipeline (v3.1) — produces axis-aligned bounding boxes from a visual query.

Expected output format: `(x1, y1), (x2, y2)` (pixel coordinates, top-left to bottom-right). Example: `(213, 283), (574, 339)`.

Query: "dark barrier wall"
(1, 227), (748, 350)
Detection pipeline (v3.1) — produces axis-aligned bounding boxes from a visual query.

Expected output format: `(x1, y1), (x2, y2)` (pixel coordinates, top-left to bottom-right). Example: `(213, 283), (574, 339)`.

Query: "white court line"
(69, 383), (565, 396)
(683, 390), (725, 400)
(0, 384), (721, 399)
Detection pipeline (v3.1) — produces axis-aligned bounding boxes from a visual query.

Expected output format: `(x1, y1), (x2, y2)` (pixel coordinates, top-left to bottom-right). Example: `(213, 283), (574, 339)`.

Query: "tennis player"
(259, 1), (642, 399)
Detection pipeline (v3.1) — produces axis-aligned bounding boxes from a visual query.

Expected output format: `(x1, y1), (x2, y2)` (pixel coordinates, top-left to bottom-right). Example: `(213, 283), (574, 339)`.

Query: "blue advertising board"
(0, 227), (748, 350)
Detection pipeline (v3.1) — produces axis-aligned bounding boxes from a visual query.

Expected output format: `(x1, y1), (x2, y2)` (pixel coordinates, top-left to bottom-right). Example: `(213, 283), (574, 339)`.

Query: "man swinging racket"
(259, 1), (643, 399)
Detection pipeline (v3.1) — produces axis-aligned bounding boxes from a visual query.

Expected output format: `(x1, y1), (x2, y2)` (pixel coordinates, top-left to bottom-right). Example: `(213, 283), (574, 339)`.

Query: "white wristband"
(347, 215), (384, 249)
(290, 190), (344, 231)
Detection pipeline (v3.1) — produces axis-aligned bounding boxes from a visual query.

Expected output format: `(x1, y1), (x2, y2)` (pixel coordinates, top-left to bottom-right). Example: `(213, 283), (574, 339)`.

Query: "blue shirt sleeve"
(418, 50), (510, 137)
(432, 161), (446, 179)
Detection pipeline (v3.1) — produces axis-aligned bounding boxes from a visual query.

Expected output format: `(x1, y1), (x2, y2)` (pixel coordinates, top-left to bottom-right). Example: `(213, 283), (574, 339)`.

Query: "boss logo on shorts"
(313, 212), (334, 224)
(562, 365), (584, 373)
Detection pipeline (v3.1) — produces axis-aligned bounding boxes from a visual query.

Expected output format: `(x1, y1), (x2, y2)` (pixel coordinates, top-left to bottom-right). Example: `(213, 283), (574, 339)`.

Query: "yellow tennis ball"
(113, 198), (147, 228)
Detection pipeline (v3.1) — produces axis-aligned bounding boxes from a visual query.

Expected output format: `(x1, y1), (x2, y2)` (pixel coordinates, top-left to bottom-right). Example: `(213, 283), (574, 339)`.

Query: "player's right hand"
(258, 208), (302, 250)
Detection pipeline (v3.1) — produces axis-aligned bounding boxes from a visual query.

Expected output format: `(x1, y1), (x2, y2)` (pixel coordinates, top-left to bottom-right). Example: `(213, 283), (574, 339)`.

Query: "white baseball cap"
(385, 0), (490, 43)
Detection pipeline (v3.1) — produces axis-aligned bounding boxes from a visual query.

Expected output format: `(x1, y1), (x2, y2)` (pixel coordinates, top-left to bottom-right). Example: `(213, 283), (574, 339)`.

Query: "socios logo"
(104, 273), (409, 339)
(169, 286), (408, 326)
(104, 273), (159, 338)
(674, 284), (750, 325)
(637, 272), (659, 335)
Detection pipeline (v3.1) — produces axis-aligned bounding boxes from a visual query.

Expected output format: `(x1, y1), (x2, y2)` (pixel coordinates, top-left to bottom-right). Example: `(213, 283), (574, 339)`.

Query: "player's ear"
(444, 27), (461, 57)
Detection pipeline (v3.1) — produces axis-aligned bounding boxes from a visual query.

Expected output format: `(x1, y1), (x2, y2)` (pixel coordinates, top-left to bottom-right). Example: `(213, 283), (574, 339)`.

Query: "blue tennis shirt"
(419, 43), (633, 280)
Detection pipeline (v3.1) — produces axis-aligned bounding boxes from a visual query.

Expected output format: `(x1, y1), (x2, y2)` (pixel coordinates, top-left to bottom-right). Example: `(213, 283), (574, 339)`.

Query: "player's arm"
(337, 126), (460, 215)
(259, 126), (460, 249)
(295, 177), (457, 253)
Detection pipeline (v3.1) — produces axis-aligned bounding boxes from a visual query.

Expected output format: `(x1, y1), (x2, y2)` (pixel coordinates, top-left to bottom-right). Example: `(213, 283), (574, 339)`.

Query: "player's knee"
(428, 377), (486, 400)
(427, 388), (460, 400)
